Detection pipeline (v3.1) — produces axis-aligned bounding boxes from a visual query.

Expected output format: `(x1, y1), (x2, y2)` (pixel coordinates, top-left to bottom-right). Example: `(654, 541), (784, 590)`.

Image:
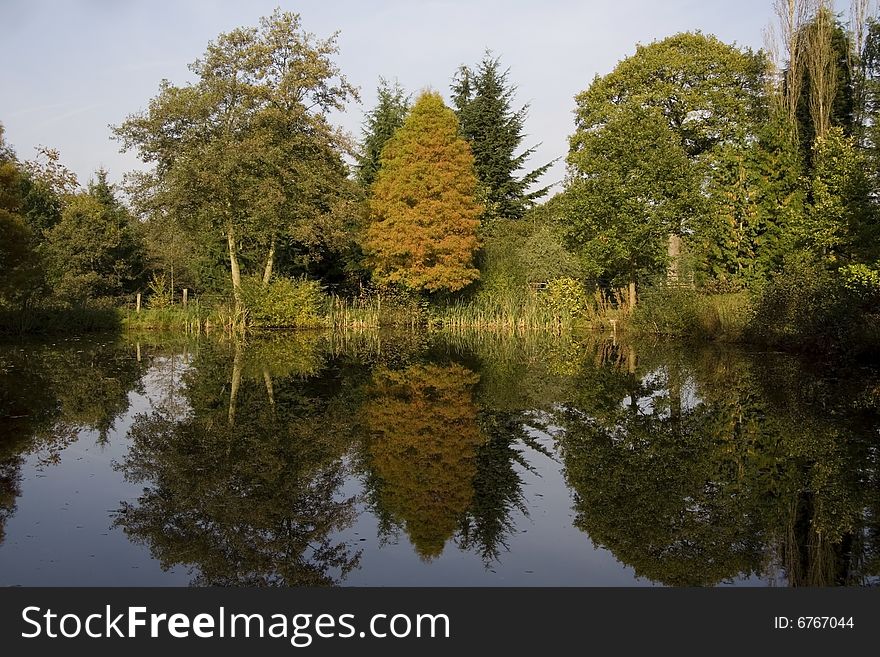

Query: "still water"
(1, 331), (878, 586)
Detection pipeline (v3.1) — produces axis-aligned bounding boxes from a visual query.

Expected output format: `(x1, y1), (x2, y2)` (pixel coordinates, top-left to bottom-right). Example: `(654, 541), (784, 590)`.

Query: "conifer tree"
(452, 53), (552, 222)
(365, 91), (482, 293)
(356, 79), (409, 189)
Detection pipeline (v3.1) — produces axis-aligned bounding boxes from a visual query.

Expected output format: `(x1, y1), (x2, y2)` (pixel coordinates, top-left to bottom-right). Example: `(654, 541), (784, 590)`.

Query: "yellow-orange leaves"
(365, 91), (482, 293)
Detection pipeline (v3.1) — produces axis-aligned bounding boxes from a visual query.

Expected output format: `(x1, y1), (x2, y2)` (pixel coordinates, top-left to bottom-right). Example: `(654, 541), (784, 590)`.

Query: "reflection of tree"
(115, 340), (360, 586)
(363, 363), (484, 560)
(0, 454), (22, 545)
(458, 411), (536, 564)
(558, 342), (880, 586)
(0, 339), (144, 542)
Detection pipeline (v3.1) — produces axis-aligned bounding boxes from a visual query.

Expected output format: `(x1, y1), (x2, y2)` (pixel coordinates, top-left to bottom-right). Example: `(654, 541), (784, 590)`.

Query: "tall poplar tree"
(365, 91), (482, 294)
(452, 53), (552, 222)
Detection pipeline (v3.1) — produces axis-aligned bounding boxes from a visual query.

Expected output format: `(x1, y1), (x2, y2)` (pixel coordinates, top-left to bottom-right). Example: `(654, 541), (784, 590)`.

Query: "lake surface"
(1, 331), (878, 586)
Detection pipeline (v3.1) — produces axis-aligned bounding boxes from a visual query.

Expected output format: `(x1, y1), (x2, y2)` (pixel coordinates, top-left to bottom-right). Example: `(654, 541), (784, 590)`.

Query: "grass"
(0, 305), (122, 335)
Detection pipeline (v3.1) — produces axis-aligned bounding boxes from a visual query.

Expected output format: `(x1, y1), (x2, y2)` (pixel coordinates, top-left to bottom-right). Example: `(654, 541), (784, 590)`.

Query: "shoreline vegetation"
(2, 3), (879, 360)
(2, 281), (877, 361)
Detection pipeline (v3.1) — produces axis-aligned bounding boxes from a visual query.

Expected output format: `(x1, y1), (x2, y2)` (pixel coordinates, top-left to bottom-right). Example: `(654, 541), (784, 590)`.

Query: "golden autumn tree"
(362, 363), (484, 560)
(365, 91), (482, 293)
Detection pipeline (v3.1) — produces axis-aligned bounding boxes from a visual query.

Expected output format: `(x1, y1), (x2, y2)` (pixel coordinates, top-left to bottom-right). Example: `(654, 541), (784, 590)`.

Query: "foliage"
(695, 115), (805, 290)
(573, 32), (767, 160)
(452, 53), (552, 222)
(476, 219), (582, 303)
(42, 171), (144, 305)
(791, 8), (857, 163)
(356, 78), (409, 189)
(564, 104), (701, 289)
(114, 10), (357, 305)
(241, 276), (326, 328)
(800, 128), (875, 262)
(631, 287), (752, 340)
(839, 262), (880, 300)
(541, 278), (590, 322)
(747, 255), (863, 351)
(0, 131), (42, 308)
(365, 91), (482, 293)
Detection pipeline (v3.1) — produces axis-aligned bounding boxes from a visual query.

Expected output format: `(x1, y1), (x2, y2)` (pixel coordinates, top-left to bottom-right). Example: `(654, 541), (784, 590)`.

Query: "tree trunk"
(667, 233), (681, 282)
(263, 367), (275, 408)
(228, 341), (242, 427)
(628, 279), (637, 310)
(226, 224), (242, 311)
(262, 239), (275, 285)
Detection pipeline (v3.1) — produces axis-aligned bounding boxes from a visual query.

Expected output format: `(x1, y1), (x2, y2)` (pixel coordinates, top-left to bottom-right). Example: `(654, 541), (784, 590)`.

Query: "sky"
(0, 0), (793, 194)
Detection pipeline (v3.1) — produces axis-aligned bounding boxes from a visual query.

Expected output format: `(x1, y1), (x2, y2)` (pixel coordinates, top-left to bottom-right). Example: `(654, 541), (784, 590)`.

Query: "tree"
(792, 5), (856, 163)
(564, 105), (700, 306)
(800, 127), (875, 262)
(0, 125), (41, 308)
(42, 170), (144, 304)
(114, 10), (356, 311)
(356, 78), (410, 189)
(452, 53), (552, 222)
(568, 32), (767, 286)
(695, 115), (805, 289)
(365, 91), (482, 294)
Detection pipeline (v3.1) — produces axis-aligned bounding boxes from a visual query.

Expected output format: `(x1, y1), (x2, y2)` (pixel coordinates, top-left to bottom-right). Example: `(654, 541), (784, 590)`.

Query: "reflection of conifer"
(363, 363), (484, 560)
(457, 411), (532, 564)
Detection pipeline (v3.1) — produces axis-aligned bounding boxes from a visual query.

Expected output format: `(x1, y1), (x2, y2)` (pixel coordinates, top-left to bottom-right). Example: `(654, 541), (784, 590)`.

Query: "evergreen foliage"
(452, 53), (552, 222)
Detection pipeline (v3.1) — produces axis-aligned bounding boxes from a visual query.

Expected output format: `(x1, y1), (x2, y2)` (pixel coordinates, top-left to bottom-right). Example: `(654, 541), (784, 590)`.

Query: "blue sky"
(1, 0), (788, 192)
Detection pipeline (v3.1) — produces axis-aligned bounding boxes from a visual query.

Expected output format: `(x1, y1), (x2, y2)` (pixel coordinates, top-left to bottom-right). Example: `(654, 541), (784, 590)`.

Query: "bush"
(631, 286), (702, 337)
(631, 287), (751, 340)
(542, 277), (591, 322)
(241, 276), (326, 328)
(747, 257), (862, 352)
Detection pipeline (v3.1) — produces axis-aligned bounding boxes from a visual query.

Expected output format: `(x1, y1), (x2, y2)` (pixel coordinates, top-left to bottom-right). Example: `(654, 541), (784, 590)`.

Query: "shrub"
(746, 257), (860, 351)
(631, 287), (751, 340)
(631, 286), (702, 337)
(241, 276), (326, 328)
(542, 277), (591, 322)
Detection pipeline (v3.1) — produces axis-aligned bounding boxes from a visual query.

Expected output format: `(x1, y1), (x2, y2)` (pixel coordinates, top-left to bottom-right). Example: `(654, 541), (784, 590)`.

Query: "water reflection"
(115, 337), (361, 586)
(0, 332), (878, 586)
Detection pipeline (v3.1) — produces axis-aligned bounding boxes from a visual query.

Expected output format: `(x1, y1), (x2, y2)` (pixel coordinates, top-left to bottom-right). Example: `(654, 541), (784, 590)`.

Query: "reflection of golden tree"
(364, 364), (484, 560)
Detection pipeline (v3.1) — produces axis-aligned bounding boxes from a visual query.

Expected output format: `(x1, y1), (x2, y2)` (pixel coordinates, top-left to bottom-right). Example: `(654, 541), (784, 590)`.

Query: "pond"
(1, 331), (878, 586)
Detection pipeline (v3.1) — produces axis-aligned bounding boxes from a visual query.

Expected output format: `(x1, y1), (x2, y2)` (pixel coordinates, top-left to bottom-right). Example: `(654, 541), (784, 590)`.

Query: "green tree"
(452, 53), (552, 222)
(42, 170), (144, 304)
(356, 78), (410, 189)
(564, 105), (700, 306)
(365, 91), (482, 294)
(800, 127), (875, 263)
(0, 125), (42, 309)
(568, 32), (767, 288)
(695, 114), (805, 289)
(114, 10), (356, 311)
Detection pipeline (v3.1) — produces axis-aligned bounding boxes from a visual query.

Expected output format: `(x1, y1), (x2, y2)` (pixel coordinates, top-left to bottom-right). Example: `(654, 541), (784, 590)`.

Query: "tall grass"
(434, 286), (627, 334)
(630, 287), (752, 341)
(0, 305), (121, 335)
(122, 303), (208, 334)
